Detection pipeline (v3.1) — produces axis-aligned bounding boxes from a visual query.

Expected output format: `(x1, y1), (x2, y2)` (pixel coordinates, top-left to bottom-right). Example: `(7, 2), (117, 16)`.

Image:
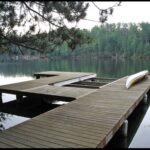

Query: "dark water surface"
(0, 58), (150, 148)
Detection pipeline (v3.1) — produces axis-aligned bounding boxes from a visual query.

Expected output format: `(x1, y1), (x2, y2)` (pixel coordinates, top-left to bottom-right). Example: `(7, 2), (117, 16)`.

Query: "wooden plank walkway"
(0, 72), (96, 90)
(22, 85), (96, 100)
(0, 75), (150, 148)
(34, 71), (96, 78)
(34, 71), (96, 86)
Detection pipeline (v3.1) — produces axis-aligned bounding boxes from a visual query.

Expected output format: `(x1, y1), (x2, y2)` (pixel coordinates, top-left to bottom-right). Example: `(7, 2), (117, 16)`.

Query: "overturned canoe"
(126, 70), (149, 89)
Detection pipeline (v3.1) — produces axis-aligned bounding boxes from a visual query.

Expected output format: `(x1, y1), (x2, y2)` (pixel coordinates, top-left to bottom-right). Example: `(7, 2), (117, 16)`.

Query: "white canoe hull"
(126, 70), (149, 89)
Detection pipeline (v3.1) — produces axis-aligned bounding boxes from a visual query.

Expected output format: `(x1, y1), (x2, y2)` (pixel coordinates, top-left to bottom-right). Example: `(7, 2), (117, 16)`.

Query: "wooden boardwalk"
(0, 72), (149, 148)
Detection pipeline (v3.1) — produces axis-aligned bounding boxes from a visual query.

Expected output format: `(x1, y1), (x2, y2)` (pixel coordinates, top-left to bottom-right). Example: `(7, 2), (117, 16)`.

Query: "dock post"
(143, 94), (148, 104)
(121, 120), (128, 137)
(0, 92), (2, 104)
(16, 94), (23, 102)
(36, 75), (40, 79)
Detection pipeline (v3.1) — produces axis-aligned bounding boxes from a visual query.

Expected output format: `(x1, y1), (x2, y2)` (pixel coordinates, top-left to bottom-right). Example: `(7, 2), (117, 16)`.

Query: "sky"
(76, 2), (150, 30)
(15, 2), (150, 34)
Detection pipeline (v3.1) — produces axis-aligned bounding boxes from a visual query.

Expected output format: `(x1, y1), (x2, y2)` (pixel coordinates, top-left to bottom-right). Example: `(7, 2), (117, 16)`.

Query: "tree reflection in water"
(0, 112), (10, 131)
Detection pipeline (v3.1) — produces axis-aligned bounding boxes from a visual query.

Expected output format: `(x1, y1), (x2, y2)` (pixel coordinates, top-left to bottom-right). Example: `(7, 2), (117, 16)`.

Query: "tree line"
(48, 22), (150, 59)
(2, 22), (150, 60)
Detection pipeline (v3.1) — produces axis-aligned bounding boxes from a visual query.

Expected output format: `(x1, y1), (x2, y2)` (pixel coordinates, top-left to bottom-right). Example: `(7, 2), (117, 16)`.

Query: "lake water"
(0, 58), (150, 148)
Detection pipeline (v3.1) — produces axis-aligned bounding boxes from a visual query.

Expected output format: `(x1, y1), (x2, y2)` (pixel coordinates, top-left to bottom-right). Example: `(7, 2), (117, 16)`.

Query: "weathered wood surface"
(0, 72), (96, 94)
(0, 72), (97, 100)
(34, 71), (96, 86)
(65, 83), (100, 89)
(22, 85), (96, 100)
(0, 76), (150, 148)
(34, 71), (96, 78)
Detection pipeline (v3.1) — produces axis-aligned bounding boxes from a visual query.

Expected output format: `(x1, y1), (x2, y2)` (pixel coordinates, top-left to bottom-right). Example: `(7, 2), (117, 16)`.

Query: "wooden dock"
(34, 71), (97, 86)
(0, 71), (149, 148)
(0, 71), (96, 101)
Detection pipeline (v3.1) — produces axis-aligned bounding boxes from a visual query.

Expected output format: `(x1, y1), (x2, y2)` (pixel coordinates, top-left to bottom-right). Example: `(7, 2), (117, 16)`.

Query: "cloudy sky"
(16, 2), (150, 34)
(76, 2), (150, 30)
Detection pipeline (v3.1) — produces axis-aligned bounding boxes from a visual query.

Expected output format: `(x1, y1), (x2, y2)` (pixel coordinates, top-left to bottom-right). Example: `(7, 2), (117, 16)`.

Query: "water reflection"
(0, 112), (29, 131)
(0, 76), (34, 86)
(0, 76), (34, 103)
(129, 98), (150, 148)
(0, 58), (150, 78)
(0, 76), (34, 130)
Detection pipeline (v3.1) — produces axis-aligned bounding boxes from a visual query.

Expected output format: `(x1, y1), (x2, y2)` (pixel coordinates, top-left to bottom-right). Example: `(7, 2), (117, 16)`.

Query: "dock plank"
(1, 129), (69, 148)
(21, 85), (96, 99)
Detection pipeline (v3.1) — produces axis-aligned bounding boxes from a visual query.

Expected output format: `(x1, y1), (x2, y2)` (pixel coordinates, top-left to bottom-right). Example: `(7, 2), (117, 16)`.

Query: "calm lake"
(0, 57), (150, 148)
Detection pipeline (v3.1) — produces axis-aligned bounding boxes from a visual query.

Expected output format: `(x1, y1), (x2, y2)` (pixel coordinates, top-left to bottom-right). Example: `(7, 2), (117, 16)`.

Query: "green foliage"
(3, 22), (150, 59)
(0, 1), (89, 53)
(48, 22), (150, 59)
(82, 22), (150, 58)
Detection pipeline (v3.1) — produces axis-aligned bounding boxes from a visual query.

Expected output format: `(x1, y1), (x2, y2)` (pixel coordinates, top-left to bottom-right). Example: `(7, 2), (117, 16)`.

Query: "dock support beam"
(0, 92), (2, 104)
(16, 94), (23, 102)
(143, 94), (148, 104)
(36, 75), (40, 79)
(121, 120), (128, 137)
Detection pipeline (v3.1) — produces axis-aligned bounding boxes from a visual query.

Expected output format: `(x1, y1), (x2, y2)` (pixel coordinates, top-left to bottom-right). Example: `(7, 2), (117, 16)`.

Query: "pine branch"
(22, 2), (62, 28)
(0, 33), (45, 53)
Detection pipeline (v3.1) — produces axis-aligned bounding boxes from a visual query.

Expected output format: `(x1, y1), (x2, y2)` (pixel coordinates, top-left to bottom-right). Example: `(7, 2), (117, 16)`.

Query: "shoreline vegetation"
(1, 53), (150, 63)
(1, 22), (150, 62)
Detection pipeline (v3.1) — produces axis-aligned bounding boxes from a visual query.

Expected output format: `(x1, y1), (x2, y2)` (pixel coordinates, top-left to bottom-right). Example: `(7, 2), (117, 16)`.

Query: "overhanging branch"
(0, 33), (45, 53)
(22, 2), (62, 28)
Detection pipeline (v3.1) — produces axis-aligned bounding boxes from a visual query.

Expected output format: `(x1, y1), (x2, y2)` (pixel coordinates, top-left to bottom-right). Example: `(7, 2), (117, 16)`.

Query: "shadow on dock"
(0, 97), (62, 118)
